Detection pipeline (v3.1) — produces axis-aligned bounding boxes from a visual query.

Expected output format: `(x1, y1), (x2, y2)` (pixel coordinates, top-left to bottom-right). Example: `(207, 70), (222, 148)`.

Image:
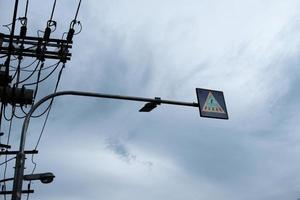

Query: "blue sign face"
(196, 88), (228, 119)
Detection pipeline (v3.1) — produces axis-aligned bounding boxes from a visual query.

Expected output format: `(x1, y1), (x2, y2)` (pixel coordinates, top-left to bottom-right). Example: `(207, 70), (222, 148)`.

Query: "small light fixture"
(139, 97), (161, 112)
(24, 172), (55, 184)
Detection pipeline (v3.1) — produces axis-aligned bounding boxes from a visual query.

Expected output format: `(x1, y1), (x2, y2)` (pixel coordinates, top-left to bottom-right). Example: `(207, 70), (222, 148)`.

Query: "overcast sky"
(1, 0), (300, 200)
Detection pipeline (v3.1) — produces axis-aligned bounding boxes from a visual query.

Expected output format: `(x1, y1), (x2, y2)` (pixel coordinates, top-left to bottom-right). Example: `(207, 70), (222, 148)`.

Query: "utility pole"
(0, 0), (81, 199)
(0, 0), (73, 105)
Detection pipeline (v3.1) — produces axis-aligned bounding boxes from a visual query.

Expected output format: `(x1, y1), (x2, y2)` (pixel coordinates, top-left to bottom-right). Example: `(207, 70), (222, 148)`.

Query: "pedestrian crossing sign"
(196, 88), (228, 119)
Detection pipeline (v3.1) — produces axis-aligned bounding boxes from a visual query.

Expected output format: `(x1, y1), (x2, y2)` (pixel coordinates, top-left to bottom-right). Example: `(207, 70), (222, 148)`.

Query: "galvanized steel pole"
(12, 90), (198, 200)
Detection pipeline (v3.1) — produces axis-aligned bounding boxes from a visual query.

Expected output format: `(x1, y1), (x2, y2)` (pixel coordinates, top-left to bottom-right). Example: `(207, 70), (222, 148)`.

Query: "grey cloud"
(1, 1), (300, 200)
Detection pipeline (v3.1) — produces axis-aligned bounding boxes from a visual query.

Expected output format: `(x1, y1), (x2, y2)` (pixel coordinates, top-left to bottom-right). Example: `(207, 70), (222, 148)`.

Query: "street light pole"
(11, 90), (198, 200)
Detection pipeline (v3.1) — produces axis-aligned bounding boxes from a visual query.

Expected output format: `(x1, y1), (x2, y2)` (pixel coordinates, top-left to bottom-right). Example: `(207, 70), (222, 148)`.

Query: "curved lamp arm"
(12, 90), (198, 200)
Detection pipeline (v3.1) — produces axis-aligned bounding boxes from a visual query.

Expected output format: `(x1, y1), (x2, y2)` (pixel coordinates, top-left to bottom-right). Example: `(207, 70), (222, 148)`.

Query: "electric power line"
(49, 0), (57, 22)
(0, 1), (82, 198)
(27, 64), (65, 200)
(33, 63), (65, 151)
(3, 106), (14, 122)
(23, 62), (60, 86)
(15, 61), (41, 84)
(2, 115), (14, 200)
(9, 60), (59, 72)
(0, 156), (16, 167)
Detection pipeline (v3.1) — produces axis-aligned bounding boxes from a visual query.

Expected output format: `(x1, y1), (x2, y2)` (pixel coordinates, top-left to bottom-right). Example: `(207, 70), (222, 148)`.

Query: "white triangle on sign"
(202, 92), (225, 114)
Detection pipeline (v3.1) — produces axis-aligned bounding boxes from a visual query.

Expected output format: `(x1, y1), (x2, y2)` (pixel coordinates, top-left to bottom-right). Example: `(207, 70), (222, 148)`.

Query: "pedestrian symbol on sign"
(202, 92), (225, 114)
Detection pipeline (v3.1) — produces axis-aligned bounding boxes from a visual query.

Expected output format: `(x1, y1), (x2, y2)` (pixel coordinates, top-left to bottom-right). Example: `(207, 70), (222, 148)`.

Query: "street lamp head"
(40, 174), (55, 184)
(23, 172), (55, 184)
(139, 97), (161, 112)
(139, 102), (157, 112)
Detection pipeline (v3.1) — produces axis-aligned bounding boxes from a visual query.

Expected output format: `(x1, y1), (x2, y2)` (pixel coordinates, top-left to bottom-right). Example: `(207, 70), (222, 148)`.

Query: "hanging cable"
(23, 62), (60, 86)
(13, 111), (26, 119)
(25, 181), (31, 200)
(4, 104), (26, 119)
(0, 156), (16, 167)
(28, 101), (50, 118)
(19, 59), (37, 69)
(13, 104), (29, 119)
(10, 60), (21, 81)
(14, 56), (23, 87)
(9, 56), (23, 82)
(12, 62), (61, 118)
(21, 101), (52, 118)
(21, 63), (63, 118)
(10, 60), (59, 72)
(19, 105), (29, 116)
(2, 116), (13, 200)
(30, 64), (65, 176)
(2, 23), (12, 33)
(25, 0), (29, 19)
(74, 0), (82, 22)
(3, 105), (14, 122)
(19, 62), (43, 117)
(9, 59), (38, 71)
(0, 104), (3, 132)
(33, 61), (43, 99)
(37, 30), (43, 38)
(38, 61), (60, 71)
(16, 60), (41, 84)
(50, 0), (57, 22)
(73, 22), (82, 35)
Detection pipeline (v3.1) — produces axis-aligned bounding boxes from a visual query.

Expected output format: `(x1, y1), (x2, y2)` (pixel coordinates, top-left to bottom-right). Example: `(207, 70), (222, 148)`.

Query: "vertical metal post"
(5, 0), (19, 80)
(11, 153), (25, 200)
(10, 1), (21, 199)
(11, 112), (31, 200)
(11, 110), (30, 200)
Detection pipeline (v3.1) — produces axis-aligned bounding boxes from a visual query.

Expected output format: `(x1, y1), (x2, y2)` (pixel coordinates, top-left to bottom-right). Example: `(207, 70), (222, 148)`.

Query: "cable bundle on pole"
(0, 1), (83, 199)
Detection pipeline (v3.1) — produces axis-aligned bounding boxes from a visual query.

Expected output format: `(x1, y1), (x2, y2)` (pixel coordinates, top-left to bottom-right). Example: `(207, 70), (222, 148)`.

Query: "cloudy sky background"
(1, 0), (300, 200)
